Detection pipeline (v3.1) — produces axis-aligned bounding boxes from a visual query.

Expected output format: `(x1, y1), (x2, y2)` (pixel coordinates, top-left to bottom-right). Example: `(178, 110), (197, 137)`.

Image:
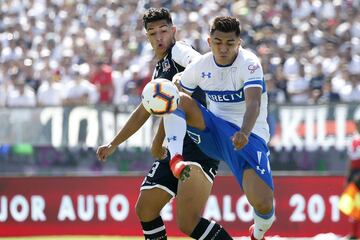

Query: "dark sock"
(190, 218), (232, 240)
(140, 216), (167, 240)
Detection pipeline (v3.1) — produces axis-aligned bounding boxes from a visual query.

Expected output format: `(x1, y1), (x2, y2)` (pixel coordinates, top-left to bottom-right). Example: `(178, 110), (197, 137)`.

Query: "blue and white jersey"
(180, 48), (270, 143)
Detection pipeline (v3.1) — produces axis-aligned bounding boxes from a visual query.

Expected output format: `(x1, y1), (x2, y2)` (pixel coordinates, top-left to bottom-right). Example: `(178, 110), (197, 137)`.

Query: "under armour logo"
(256, 165), (266, 174)
(201, 72), (211, 79)
(167, 136), (177, 142)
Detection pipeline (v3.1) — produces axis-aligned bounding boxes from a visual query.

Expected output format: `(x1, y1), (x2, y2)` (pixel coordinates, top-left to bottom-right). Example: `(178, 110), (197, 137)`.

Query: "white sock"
(253, 209), (275, 240)
(163, 109), (186, 158)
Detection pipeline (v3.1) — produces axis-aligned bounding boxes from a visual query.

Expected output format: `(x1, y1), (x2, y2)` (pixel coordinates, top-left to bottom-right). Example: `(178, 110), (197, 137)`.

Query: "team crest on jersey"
(248, 64), (260, 74)
(162, 59), (171, 72)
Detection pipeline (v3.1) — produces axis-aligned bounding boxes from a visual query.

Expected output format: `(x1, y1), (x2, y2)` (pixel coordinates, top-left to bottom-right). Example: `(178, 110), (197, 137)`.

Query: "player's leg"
(136, 160), (177, 239)
(163, 93), (206, 157)
(135, 188), (172, 239)
(242, 169), (275, 240)
(163, 93), (206, 178)
(176, 164), (232, 239)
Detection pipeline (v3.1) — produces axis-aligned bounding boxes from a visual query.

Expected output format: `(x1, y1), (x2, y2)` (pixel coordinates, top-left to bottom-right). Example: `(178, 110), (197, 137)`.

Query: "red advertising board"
(0, 176), (349, 237)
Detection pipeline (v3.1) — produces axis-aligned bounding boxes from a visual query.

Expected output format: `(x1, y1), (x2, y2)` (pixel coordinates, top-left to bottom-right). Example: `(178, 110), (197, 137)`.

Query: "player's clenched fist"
(231, 131), (249, 150)
(96, 144), (116, 162)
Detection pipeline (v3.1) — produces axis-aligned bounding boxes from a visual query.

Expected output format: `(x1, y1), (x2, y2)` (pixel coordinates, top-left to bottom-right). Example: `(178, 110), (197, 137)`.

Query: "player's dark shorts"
(140, 135), (220, 197)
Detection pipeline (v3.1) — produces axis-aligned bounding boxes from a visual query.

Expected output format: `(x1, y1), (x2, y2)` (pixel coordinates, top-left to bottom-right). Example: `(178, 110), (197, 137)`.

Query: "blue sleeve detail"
(244, 80), (263, 87)
(180, 81), (196, 92)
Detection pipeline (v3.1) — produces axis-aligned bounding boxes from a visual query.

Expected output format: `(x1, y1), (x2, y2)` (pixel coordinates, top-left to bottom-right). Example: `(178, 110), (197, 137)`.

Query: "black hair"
(143, 8), (173, 30)
(210, 16), (241, 36)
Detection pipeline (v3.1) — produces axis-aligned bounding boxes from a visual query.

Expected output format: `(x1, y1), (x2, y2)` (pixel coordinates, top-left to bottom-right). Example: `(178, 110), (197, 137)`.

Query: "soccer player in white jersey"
(164, 16), (275, 240)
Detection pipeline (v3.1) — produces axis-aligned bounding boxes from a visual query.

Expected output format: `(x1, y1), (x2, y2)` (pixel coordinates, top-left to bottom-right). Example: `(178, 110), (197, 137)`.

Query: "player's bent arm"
(232, 87), (262, 150)
(240, 87), (262, 136)
(110, 104), (151, 147)
(97, 104), (151, 161)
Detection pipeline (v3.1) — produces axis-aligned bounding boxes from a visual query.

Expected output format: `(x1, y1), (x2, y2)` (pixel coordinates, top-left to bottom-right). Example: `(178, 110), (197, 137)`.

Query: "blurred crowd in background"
(0, 0), (360, 108)
(2, 0), (360, 175)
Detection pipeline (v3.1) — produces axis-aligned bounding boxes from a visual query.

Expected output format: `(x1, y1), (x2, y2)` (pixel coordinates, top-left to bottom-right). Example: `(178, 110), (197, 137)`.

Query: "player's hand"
(96, 143), (116, 162)
(151, 144), (168, 160)
(231, 131), (249, 150)
(172, 72), (183, 91)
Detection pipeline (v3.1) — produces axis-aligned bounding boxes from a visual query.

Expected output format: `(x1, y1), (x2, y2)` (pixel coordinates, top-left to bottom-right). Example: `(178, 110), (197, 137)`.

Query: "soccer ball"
(141, 78), (180, 115)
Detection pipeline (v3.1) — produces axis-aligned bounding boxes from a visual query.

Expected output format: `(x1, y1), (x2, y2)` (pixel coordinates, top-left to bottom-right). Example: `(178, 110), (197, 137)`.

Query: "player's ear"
(172, 26), (176, 34)
(207, 37), (211, 47)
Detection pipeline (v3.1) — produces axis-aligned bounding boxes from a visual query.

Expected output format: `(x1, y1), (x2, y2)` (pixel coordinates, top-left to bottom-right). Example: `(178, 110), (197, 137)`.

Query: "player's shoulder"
(171, 41), (199, 56)
(184, 52), (212, 71)
(171, 41), (201, 67)
(194, 52), (213, 64)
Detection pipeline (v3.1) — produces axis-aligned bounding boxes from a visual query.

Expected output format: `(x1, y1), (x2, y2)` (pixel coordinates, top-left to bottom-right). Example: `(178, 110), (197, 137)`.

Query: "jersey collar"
(213, 52), (239, 68)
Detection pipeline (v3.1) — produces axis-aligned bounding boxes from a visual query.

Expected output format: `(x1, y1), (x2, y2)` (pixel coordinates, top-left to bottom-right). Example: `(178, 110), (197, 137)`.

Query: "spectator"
(6, 77), (36, 107)
(37, 70), (65, 106)
(112, 61), (132, 105)
(90, 60), (114, 104)
(287, 63), (309, 104)
(63, 65), (98, 105)
(318, 79), (341, 103)
(0, 0), (359, 106)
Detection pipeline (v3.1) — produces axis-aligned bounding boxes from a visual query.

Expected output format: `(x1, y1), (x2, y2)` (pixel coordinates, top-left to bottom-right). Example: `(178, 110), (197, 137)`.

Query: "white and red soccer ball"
(141, 78), (180, 115)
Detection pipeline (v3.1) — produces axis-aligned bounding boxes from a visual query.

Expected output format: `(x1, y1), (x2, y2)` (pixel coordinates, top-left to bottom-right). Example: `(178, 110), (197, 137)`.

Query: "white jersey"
(180, 48), (270, 143)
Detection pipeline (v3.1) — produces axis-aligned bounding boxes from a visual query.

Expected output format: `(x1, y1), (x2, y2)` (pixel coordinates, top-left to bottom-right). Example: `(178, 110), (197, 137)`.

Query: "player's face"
(146, 20), (176, 59)
(208, 30), (241, 66)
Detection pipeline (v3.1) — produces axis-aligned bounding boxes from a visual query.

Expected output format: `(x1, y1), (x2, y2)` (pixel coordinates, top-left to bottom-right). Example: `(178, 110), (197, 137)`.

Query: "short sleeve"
(242, 53), (264, 90)
(179, 59), (200, 94)
(171, 41), (201, 67)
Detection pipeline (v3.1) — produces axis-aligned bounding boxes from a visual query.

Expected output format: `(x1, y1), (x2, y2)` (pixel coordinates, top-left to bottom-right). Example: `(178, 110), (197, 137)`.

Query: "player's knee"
(135, 201), (157, 222)
(176, 212), (199, 235)
(251, 196), (274, 214)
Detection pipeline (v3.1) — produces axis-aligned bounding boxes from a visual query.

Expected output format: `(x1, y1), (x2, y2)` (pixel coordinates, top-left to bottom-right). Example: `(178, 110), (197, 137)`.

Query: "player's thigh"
(178, 93), (206, 130)
(242, 168), (274, 212)
(135, 188), (173, 221)
(136, 160), (177, 221)
(176, 165), (212, 218)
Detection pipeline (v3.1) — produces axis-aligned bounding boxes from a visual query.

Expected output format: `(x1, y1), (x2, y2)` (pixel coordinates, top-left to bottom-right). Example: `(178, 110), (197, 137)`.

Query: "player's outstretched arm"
(97, 104), (151, 162)
(232, 87), (262, 150)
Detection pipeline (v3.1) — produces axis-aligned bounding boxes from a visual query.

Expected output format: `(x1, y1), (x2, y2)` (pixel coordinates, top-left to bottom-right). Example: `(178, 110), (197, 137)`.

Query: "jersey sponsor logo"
(186, 130), (201, 144)
(201, 72), (212, 79)
(205, 89), (244, 103)
(248, 64), (260, 74)
(162, 59), (171, 72)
